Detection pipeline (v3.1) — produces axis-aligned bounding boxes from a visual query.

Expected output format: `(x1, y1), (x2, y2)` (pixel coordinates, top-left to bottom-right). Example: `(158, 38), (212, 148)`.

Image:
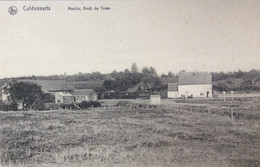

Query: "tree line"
(1, 64), (260, 93)
(102, 64), (162, 92)
(211, 69), (260, 91)
(1, 64), (260, 111)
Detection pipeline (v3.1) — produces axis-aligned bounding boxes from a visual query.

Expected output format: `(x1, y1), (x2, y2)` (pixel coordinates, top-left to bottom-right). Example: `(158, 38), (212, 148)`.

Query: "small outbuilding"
(72, 89), (98, 103)
(150, 95), (161, 105)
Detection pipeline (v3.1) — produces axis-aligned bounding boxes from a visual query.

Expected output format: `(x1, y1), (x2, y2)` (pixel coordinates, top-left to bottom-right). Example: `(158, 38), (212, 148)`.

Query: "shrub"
(45, 103), (59, 110)
(116, 101), (130, 107)
(61, 103), (77, 110)
(46, 101), (101, 110)
(77, 101), (101, 109)
(0, 101), (18, 111)
(31, 98), (45, 111)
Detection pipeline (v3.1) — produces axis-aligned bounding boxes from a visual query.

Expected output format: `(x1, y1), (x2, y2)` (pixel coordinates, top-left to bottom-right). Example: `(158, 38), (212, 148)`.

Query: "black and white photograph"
(0, 0), (260, 166)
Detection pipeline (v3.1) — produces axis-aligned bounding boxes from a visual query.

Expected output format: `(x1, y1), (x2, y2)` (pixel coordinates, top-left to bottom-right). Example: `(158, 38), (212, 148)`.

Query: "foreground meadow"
(0, 98), (260, 167)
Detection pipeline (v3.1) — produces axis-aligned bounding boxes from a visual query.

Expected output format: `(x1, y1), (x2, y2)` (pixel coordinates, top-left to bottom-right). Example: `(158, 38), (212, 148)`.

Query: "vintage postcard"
(0, 0), (260, 166)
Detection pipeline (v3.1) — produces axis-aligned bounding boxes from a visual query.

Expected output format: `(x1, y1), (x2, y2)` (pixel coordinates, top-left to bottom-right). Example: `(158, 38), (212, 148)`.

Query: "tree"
(161, 74), (167, 78)
(241, 79), (253, 91)
(246, 69), (260, 86)
(149, 67), (157, 77)
(110, 70), (118, 78)
(124, 69), (130, 74)
(141, 66), (157, 82)
(131, 63), (138, 73)
(234, 70), (244, 78)
(3, 81), (44, 110)
(141, 66), (161, 91)
(102, 80), (116, 91)
(167, 71), (174, 77)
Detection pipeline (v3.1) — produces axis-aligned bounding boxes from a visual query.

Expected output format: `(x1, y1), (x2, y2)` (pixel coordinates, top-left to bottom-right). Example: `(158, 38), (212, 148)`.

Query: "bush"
(116, 101), (130, 107)
(77, 101), (101, 109)
(44, 93), (55, 103)
(31, 98), (45, 111)
(46, 101), (101, 110)
(45, 103), (60, 110)
(0, 101), (18, 111)
(61, 103), (77, 110)
(9, 101), (18, 111)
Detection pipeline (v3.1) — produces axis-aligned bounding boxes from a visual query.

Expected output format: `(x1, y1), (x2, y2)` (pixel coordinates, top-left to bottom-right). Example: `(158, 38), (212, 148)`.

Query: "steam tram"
(98, 91), (151, 99)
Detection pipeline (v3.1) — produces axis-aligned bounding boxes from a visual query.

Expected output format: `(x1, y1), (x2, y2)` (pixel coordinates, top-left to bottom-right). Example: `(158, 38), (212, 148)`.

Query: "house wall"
(75, 95), (86, 103)
(167, 91), (179, 98)
(74, 94), (98, 103)
(55, 92), (74, 104)
(55, 92), (61, 104)
(62, 96), (74, 104)
(178, 84), (212, 98)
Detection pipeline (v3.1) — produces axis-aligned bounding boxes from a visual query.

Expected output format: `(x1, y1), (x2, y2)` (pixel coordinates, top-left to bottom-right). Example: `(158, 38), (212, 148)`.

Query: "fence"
(59, 102), (236, 120)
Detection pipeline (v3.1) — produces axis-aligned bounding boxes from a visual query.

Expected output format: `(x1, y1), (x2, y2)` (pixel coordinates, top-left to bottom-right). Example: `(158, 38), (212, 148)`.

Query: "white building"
(72, 89), (98, 103)
(168, 72), (212, 98)
(150, 95), (161, 105)
(178, 72), (212, 98)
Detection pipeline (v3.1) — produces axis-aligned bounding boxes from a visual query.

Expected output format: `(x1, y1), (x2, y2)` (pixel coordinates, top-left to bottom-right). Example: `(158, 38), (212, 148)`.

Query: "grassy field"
(0, 97), (260, 167)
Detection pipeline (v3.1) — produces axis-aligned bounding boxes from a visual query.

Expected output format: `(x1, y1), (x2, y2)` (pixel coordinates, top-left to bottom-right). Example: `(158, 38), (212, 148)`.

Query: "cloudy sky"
(0, 0), (259, 78)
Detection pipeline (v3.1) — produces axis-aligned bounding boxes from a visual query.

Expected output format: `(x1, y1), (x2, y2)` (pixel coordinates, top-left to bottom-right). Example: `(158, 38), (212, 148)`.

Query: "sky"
(0, 0), (260, 78)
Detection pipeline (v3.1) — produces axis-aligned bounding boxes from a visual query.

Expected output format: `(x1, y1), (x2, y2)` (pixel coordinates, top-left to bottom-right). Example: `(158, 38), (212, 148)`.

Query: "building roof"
(72, 80), (104, 89)
(19, 79), (104, 92)
(160, 77), (178, 86)
(168, 83), (178, 91)
(127, 81), (153, 92)
(72, 89), (95, 96)
(178, 72), (212, 85)
(20, 80), (74, 92)
(59, 92), (73, 96)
